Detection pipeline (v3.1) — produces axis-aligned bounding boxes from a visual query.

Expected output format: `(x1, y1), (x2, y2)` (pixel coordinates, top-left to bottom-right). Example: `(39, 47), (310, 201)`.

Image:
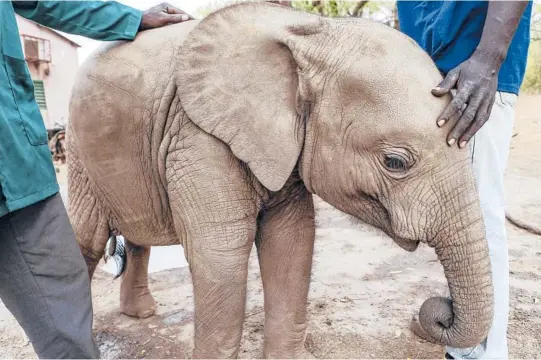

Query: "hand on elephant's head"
(139, 3), (194, 31)
(177, 2), (493, 349)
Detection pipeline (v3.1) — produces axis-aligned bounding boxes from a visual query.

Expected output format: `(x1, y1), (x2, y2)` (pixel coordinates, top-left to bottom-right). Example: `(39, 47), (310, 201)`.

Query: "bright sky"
(63, 0), (211, 64)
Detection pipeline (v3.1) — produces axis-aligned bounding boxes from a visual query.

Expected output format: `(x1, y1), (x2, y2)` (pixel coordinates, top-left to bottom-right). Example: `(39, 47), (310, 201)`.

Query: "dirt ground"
(0, 95), (540, 359)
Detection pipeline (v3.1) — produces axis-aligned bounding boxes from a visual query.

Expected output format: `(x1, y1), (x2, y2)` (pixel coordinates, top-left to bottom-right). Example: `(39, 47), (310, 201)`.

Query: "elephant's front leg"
(188, 222), (255, 359)
(256, 186), (315, 358)
(166, 150), (259, 357)
(120, 240), (156, 318)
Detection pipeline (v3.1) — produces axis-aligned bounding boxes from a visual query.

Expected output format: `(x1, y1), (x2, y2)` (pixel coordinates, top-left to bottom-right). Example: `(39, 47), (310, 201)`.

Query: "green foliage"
(521, 41), (541, 94)
(291, 1), (357, 17)
(520, 0), (541, 93)
(194, 0), (397, 21)
(291, 1), (396, 18)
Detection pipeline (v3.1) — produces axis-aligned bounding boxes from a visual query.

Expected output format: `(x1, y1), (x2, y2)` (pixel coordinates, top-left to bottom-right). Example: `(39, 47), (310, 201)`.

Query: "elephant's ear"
(176, 2), (326, 191)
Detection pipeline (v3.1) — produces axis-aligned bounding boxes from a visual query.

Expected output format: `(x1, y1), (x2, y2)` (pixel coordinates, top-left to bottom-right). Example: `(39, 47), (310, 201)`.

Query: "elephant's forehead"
(336, 70), (449, 127)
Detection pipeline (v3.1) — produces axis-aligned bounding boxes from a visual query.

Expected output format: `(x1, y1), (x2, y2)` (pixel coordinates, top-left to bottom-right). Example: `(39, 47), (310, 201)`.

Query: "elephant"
(66, 2), (494, 358)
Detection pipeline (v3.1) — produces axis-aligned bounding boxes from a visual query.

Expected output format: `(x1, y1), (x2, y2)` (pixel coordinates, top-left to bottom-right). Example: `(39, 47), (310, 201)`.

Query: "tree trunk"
(266, 1), (293, 7)
(350, 0), (370, 17)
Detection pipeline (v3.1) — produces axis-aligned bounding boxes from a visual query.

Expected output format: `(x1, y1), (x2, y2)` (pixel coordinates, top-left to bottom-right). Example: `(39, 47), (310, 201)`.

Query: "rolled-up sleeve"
(11, 1), (143, 41)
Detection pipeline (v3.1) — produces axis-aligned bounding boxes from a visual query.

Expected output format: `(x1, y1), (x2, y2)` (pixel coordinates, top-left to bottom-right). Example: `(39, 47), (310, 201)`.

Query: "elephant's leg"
(166, 144), (259, 358)
(68, 161), (110, 279)
(120, 240), (156, 318)
(188, 222), (255, 358)
(256, 186), (315, 359)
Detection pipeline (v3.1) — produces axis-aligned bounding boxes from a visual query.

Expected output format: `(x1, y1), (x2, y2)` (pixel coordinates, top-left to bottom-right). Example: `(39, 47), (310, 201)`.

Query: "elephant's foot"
(264, 348), (315, 359)
(263, 331), (314, 359)
(409, 313), (438, 344)
(120, 289), (156, 318)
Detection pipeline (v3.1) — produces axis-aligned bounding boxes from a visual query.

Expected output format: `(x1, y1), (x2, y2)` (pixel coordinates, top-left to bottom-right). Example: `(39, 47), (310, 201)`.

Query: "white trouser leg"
(446, 91), (517, 359)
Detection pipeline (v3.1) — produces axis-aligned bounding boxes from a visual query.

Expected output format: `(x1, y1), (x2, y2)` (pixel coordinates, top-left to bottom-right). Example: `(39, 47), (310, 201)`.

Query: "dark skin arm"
(139, 2), (195, 31)
(12, 2), (195, 32)
(433, 1), (529, 148)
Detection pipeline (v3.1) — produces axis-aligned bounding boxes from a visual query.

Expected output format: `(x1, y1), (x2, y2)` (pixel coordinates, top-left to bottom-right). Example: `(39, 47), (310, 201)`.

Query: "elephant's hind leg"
(68, 159), (110, 279)
(120, 240), (156, 318)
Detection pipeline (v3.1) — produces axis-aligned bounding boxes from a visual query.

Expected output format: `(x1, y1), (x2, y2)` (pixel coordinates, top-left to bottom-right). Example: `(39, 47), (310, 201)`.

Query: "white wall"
(16, 16), (80, 129)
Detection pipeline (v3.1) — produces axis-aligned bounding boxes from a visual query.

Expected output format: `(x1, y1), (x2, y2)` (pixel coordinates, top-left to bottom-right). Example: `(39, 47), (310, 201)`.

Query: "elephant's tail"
(505, 211), (541, 236)
(103, 235), (127, 279)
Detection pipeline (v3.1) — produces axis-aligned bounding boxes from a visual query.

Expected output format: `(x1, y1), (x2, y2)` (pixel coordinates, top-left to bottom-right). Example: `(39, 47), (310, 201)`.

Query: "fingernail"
(448, 138), (455, 146)
(434, 86), (442, 91)
(459, 141), (468, 148)
(437, 119), (446, 127)
(181, 14), (189, 20)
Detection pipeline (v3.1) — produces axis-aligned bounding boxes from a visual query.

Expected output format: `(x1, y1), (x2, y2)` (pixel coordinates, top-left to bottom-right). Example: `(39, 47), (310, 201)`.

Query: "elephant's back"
(67, 21), (199, 245)
(69, 19), (200, 132)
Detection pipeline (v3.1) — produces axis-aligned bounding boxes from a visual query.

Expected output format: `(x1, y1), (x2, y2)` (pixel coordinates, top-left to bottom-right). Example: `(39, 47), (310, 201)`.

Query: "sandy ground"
(0, 95), (540, 359)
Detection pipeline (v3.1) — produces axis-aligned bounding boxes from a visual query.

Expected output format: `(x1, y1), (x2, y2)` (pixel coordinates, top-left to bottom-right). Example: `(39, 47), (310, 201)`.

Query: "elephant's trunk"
(418, 184), (494, 348)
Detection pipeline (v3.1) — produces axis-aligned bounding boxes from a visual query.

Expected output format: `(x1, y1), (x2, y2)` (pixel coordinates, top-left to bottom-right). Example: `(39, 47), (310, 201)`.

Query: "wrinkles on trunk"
(418, 187), (493, 348)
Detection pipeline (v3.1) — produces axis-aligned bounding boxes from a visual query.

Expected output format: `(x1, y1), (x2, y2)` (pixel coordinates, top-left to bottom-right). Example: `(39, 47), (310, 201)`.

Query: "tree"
(266, 1), (293, 6)
(194, 0), (399, 29)
(291, 1), (370, 18)
(291, 1), (398, 29)
(521, 2), (541, 93)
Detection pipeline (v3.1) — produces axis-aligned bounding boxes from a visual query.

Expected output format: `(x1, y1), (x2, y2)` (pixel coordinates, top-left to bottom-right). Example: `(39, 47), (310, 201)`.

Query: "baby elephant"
(67, 2), (493, 358)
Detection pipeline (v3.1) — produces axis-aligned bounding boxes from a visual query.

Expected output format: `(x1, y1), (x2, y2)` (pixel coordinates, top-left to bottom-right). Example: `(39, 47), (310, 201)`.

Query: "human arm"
(11, 1), (192, 42)
(432, 1), (530, 148)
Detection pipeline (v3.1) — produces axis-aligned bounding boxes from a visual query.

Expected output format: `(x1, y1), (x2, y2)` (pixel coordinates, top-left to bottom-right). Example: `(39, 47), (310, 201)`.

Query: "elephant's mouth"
(394, 236), (420, 252)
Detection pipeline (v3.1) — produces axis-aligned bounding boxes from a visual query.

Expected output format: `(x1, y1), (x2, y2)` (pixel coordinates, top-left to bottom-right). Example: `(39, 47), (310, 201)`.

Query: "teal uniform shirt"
(0, 1), (143, 217)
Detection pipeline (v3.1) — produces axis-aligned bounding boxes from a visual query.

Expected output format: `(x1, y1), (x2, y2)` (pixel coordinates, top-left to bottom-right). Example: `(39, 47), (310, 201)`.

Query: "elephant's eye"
(384, 155), (407, 172)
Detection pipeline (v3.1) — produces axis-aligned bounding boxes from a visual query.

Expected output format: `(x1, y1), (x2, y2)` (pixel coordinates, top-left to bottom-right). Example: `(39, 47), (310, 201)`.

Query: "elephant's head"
(177, 2), (493, 348)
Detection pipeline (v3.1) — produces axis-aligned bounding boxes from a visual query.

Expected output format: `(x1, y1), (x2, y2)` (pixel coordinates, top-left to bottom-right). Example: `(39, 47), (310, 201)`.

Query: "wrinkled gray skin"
(67, 2), (493, 358)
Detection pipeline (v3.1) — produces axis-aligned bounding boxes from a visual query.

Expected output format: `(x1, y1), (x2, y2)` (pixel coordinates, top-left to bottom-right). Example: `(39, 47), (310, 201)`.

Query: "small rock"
(394, 329), (402, 338)
(165, 351), (171, 356)
(370, 354), (375, 358)
(325, 319), (332, 326)
(534, 298), (538, 304)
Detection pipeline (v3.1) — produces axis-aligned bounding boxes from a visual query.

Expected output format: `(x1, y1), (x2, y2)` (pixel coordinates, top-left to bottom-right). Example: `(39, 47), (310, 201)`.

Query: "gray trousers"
(0, 193), (99, 359)
(446, 91), (517, 359)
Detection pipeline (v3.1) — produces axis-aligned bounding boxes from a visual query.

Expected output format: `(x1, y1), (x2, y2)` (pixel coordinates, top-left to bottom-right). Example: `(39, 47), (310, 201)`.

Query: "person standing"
(396, 1), (533, 359)
(0, 2), (191, 358)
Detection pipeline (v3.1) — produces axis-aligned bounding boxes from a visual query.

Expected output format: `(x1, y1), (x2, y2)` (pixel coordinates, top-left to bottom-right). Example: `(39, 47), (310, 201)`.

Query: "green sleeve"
(11, 1), (143, 41)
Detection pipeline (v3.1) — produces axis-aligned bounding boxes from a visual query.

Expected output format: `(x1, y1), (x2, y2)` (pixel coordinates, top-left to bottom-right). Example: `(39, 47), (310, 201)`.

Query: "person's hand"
(139, 3), (194, 31)
(432, 50), (502, 148)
